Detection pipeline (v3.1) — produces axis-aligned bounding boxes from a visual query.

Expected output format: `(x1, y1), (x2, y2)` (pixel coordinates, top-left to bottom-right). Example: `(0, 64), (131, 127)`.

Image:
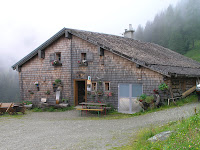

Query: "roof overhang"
(12, 27), (200, 78)
(169, 73), (200, 78)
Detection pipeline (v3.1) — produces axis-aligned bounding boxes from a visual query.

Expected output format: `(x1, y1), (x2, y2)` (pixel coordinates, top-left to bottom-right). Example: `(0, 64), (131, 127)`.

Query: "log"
(182, 86), (196, 98)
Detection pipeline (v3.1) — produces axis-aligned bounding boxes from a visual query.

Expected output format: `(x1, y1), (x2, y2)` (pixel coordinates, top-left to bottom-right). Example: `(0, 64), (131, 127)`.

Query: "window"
(104, 82), (110, 91)
(132, 84), (143, 97)
(81, 53), (87, 61)
(50, 52), (62, 66)
(119, 84), (129, 97)
(55, 52), (61, 61)
(50, 52), (61, 62)
(92, 82), (97, 91)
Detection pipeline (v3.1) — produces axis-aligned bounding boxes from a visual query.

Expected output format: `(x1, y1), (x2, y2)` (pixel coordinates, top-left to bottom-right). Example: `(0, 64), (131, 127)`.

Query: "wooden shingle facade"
(12, 28), (200, 111)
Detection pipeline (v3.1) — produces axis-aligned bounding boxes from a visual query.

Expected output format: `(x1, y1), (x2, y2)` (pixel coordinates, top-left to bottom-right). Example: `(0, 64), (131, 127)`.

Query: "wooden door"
(74, 80), (78, 106)
(74, 79), (87, 106)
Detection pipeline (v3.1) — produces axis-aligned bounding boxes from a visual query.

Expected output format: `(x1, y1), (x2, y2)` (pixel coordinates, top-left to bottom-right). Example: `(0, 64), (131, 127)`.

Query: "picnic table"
(0, 103), (14, 115)
(0, 103), (25, 115)
(77, 102), (108, 116)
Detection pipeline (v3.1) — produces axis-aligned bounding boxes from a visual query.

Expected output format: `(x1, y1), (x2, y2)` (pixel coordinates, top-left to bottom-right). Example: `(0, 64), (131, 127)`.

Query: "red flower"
(153, 89), (159, 94)
(108, 92), (112, 96)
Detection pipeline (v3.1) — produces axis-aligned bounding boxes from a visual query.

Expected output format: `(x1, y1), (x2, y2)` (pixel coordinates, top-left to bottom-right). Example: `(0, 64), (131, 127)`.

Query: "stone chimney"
(124, 24), (134, 39)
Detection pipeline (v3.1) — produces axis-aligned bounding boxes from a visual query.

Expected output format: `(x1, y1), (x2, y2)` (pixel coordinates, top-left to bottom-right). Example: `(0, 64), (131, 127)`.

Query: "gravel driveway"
(0, 102), (199, 150)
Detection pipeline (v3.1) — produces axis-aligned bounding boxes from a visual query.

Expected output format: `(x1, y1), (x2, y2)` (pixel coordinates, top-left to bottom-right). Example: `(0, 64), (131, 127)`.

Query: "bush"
(138, 94), (147, 101)
(145, 95), (154, 103)
(55, 79), (61, 84)
(106, 103), (115, 112)
(32, 106), (74, 112)
(158, 83), (169, 91)
(22, 101), (32, 105)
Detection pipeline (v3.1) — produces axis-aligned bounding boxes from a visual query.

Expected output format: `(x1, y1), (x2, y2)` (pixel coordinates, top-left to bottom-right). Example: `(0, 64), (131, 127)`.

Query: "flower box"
(97, 92), (103, 96)
(77, 60), (88, 66)
(51, 60), (62, 66)
(34, 81), (39, 86)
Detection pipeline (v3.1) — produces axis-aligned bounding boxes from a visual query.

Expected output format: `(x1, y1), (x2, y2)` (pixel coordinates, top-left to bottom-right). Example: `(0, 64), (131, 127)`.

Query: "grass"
(0, 113), (24, 119)
(114, 108), (200, 150)
(88, 94), (198, 120)
(31, 106), (74, 112)
(185, 40), (200, 62)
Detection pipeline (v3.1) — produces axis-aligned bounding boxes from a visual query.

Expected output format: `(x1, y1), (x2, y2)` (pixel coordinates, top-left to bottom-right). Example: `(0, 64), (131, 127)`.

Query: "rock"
(59, 103), (68, 107)
(148, 131), (173, 142)
(132, 99), (143, 113)
(24, 104), (33, 109)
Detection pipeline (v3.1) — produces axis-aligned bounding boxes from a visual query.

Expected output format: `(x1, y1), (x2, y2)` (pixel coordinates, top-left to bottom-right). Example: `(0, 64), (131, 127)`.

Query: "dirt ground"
(0, 102), (199, 150)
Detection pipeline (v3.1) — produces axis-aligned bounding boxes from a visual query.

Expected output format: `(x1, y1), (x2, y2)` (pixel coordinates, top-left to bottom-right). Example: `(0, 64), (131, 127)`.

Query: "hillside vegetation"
(0, 68), (20, 102)
(116, 108), (200, 150)
(184, 40), (200, 62)
(135, 0), (200, 55)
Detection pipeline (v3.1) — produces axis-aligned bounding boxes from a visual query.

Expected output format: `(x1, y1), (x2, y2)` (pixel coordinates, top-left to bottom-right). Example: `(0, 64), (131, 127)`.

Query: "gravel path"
(0, 102), (199, 150)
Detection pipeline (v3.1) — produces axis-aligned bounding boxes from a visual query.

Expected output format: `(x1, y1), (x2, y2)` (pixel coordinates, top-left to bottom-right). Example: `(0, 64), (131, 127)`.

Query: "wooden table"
(78, 102), (108, 116)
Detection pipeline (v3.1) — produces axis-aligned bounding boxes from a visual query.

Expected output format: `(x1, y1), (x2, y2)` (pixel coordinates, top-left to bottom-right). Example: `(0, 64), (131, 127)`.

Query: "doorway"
(74, 79), (87, 106)
(118, 83), (143, 114)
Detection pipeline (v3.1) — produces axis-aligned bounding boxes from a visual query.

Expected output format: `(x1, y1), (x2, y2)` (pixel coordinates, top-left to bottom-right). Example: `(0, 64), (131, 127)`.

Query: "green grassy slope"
(184, 41), (200, 62)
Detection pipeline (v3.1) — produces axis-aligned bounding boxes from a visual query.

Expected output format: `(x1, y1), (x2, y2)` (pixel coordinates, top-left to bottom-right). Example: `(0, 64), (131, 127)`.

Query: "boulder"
(148, 131), (173, 142)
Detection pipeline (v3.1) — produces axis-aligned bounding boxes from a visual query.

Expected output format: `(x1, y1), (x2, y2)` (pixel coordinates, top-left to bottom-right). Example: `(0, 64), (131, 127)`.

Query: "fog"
(0, 0), (180, 101)
(0, 0), (180, 66)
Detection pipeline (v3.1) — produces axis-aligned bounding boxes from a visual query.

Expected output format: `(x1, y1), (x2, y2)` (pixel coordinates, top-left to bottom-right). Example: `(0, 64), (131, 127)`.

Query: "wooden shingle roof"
(12, 28), (200, 77)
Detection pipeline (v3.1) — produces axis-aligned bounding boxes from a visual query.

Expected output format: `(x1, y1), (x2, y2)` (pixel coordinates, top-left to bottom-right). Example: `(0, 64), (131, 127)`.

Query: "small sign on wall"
(88, 76), (91, 81)
(87, 76), (92, 91)
(87, 76), (91, 85)
(87, 84), (91, 91)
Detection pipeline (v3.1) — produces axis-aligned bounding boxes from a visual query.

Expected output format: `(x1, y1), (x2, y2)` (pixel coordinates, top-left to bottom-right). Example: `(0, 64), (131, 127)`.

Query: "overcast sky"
(0, 0), (180, 67)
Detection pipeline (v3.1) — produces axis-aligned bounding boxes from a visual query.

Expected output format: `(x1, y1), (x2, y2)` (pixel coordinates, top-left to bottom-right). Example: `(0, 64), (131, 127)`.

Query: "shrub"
(45, 90), (50, 95)
(138, 94), (147, 101)
(55, 79), (61, 84)
(22, 101), (32, 105)
(145, 95), (154, 103)
(158, 83), (169, 91)
(62, 98), (70, 103)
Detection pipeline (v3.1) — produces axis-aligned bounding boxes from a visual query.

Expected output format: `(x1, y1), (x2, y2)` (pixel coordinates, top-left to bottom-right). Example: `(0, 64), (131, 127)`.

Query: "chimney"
(124, 24), (134, 39)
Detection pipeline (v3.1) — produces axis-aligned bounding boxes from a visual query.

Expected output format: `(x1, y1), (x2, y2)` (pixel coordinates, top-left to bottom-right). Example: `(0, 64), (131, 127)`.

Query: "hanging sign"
(87, 76), (91, 84)
(88, 76), (91, 81)
(87, 84), (91, 91)
(87, 76), (91, 91)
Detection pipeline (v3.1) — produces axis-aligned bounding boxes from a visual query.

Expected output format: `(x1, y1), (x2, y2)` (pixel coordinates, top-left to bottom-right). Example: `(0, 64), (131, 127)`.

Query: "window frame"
(81, 53), (87, 61)
(55, 52), (61, 62)
(91, 82), (97, 91)
(50, 52), (62, 66)
(104, 81), (110, 92)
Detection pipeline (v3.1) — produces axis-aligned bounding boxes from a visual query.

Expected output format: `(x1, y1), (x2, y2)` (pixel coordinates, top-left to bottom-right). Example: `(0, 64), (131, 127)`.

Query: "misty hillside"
(184, 41), (200, 62)
(135, 0), (200, 56)
(0, 58), (20, 102)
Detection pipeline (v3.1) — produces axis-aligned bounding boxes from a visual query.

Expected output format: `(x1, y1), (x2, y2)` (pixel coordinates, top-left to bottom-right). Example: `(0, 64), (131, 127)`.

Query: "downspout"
(70, 36), (73, 106)
(20, 71), (24, 102)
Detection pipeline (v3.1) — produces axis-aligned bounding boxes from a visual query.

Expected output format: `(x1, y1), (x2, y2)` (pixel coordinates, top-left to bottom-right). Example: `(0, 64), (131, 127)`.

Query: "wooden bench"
(167, 97), (182, 105)
(76, 108), (104, 117)
(87, 106), (111, 109)
(0, 103), (14, 115)
(13, 104), (25, 114)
